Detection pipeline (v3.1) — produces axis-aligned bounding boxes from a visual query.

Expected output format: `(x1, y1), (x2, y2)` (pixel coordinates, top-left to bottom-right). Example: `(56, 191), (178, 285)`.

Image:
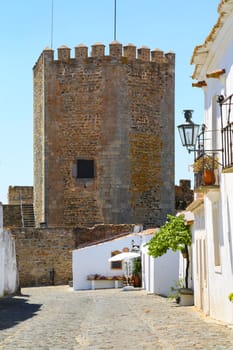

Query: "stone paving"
(0, 286), (233, 350)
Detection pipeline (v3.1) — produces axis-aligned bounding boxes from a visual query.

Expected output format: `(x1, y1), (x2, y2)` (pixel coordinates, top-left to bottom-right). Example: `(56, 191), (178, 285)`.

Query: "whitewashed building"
(189, 0), (233, 323)
(0, 203), (18, 296)
(141, 244), (179, 296)
(73, 227), (179, 296)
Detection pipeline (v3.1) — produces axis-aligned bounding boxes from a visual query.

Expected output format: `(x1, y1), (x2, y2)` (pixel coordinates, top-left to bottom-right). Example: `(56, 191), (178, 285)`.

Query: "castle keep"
(33, 41), (175, 229)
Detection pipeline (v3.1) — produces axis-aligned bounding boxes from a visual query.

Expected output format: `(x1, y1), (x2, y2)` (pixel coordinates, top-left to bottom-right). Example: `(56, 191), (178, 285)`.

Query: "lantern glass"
(177, 110), (200, 148)
(178, 123), (199, 147)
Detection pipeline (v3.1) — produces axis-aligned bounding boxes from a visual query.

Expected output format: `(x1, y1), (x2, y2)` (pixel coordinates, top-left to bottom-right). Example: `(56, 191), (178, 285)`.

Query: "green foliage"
(132, 258), (141, 276)
(228, 292), (233, 302)
(168, 279), (184, 300)
(146, 214), (192, 288)
(147, 214), (192, 258)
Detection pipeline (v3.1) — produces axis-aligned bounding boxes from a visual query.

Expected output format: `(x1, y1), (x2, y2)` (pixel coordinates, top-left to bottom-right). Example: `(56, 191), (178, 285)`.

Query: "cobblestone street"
(0, 286), (233, 349)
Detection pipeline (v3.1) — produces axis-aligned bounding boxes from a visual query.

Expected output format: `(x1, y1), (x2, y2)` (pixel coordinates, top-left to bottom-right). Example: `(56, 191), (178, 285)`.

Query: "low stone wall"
(12, 228), (74, 287)
(74, 224), (136, 247)
(12, 224), (137, 287)
(3, 205), (22, 229)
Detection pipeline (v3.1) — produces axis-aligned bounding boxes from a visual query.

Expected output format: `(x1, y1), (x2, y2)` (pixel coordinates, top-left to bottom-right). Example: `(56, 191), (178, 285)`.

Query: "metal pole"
(51, 0), (54, 48)
(114, 0), (117, 41)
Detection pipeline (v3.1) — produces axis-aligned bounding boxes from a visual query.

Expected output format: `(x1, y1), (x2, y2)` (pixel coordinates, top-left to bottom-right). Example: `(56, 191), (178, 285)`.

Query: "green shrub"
(228, 292), (233, 302)
(146, 214), (192, 288)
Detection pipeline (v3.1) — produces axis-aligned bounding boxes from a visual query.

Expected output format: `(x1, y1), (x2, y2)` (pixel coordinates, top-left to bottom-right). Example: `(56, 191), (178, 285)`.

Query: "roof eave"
(191, 0), (233, 80)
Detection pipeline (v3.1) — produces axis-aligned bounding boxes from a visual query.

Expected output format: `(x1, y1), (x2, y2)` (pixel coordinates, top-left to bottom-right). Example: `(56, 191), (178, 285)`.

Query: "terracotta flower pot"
(202, 169), (215, 185)
(133, 274), (141, 287)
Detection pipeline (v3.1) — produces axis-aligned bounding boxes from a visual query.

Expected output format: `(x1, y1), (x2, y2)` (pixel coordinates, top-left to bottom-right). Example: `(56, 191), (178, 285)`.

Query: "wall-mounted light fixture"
(178, 109), (222, 155)
(177, 109), (221, 188)
(177, 110), (200, 152)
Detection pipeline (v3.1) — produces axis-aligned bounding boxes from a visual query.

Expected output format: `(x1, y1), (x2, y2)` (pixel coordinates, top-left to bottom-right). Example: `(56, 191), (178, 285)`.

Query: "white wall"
(191, 205), (210, 315)
(73, 233), (145, 290)
(0, 203), (18, 296)
(203, 25), (233, 323)
(73, 230), (179, 295)
(73, 225), (181, 296)
(191, 5), (233, 323)
(141, 245), (179, 297)
(205, 180), (233, 323)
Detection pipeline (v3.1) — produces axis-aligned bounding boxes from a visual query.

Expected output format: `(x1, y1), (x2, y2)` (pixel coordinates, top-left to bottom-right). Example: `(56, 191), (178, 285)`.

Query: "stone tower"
(33, 41), (175, 228)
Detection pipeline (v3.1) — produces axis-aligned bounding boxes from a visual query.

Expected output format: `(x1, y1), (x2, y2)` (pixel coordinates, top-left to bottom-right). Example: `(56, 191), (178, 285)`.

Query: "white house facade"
(73, 227), (179, 296)
(141, 244), (179, 296)
(73, 227), (146, 290)
(189, 0), (233, 323)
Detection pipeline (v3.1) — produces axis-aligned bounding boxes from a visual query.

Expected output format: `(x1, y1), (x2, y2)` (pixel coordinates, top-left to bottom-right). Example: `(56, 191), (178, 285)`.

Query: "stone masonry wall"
(3, 205), (22, 229)
(12, 224), (135, 287)
(14, 228), (74, 287)
(33, 54), (45, 226)
(33, 42), (175, 228)
(8, 186), (33, 205)
(175, 180), (194, 211)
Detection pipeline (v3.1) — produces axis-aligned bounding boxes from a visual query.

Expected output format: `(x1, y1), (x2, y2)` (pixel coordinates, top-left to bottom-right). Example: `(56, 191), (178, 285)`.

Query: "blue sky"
(0, 0), (220, 203)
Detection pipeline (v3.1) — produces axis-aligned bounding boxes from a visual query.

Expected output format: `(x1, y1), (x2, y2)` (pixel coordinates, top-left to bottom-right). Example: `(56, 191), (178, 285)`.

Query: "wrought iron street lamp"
(177, 110), (200, 152)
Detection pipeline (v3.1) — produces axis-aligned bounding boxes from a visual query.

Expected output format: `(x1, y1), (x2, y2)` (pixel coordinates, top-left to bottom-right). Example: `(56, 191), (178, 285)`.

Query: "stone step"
(21, 204), (35, 227)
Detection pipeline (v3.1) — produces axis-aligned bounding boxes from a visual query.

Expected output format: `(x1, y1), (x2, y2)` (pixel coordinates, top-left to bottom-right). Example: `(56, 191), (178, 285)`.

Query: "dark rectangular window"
(110, 250), (122, 270)
(77, 159), (94, 178)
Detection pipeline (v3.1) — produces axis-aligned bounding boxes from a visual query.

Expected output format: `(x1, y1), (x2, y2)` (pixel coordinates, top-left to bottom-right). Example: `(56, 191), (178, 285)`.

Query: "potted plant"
(146, 214), (193, 305)
(168, 279), (184, 304)
(132, 257), (141, 287)
(192, 154), (218, 185)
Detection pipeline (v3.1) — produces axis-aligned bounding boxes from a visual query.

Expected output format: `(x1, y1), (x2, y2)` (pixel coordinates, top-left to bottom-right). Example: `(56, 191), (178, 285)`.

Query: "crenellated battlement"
(33, 37), (175, 229)
(36, 41), (174, 67)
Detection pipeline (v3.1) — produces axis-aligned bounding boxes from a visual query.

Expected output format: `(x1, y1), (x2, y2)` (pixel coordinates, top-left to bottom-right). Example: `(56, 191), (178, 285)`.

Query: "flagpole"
(114, 0), (117, 41)
(51, 0), (54, 48)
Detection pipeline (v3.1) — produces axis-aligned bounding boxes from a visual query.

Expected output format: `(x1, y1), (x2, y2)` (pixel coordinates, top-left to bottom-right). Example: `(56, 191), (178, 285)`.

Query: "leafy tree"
(147, 214), (192, 288)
